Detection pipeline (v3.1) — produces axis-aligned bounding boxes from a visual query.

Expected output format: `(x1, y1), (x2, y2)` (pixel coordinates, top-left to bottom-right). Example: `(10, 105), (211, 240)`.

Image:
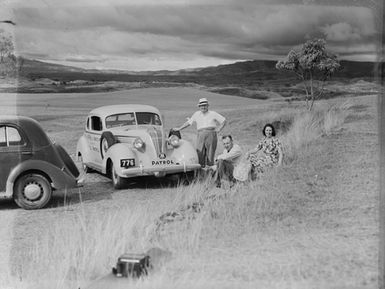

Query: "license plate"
(120, 158), (135, 168)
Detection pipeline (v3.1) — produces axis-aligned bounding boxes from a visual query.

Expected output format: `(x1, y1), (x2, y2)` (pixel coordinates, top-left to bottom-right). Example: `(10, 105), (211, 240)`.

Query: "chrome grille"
(146, 127), (163, 155)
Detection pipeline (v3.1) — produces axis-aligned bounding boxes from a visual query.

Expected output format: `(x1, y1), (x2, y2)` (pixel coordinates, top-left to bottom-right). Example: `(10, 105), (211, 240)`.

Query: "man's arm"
(173, 121), (190, 131)
(216, 119), (226, 134)
(173, 116), (193, 131)
(217, 145), (242, 161)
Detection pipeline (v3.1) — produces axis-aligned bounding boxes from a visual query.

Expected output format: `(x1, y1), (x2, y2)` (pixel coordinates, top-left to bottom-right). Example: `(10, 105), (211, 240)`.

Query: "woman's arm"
(246, 143), (262, 159)
(277, 144), (283, 166)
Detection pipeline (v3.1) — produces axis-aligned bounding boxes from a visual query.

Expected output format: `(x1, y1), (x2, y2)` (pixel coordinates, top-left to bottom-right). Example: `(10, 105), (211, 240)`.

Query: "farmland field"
(0, 85), (380, 289)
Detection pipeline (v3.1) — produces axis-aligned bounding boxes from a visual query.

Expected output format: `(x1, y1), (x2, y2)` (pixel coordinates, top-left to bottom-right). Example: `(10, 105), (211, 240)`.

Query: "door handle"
(21, 151), (32, 155)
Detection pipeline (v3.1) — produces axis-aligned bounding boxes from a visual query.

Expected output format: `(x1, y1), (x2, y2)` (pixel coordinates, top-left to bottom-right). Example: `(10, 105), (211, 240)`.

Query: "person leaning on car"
(210, 135), (242, 187)
(173, 98), (226, 167)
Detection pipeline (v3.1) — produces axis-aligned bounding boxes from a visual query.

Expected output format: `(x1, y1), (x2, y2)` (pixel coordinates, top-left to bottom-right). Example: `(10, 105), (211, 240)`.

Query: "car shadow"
(47, 180), (114, 208)
(0, 172), (197, 210)
(0, 199), (19, 210)
(123, 174), (195, 189)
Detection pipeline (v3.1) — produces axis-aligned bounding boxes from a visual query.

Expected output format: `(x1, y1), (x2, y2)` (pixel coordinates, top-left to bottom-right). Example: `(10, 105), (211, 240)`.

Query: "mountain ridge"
(19, 57), (378, 79)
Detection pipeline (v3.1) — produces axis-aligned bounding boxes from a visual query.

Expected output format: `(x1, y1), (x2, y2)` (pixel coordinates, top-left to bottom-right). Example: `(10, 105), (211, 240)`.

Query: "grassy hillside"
(2, 92), (378, 289)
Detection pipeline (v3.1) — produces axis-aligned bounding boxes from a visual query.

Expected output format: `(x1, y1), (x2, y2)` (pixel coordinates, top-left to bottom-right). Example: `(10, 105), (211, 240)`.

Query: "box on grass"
(112, 253), (150, 278)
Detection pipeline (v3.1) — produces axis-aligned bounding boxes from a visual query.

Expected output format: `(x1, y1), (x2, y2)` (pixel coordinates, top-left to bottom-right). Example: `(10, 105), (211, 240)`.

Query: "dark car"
(0, 115), (83, 209)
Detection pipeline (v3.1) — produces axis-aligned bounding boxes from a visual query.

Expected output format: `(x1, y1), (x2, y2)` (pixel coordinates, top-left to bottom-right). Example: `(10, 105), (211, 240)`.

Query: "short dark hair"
(221, 134), (233, 141)
(262, 123), (276, 136)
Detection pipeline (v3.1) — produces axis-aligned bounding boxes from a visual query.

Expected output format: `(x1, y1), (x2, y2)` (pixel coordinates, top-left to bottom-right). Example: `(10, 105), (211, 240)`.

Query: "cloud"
(10, 2), (379, 70)
(321, 23), (361, 42)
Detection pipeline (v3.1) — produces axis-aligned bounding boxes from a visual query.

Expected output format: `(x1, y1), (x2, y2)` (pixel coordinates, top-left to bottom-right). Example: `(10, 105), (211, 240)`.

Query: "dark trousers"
(196, 130), (217, 167)
(214, 159), (234, 185)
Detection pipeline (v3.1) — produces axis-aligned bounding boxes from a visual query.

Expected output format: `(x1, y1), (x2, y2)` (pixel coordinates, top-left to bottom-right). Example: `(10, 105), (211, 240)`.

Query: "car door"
(84, 115), (103, 166)
(0, 124), (32, 192)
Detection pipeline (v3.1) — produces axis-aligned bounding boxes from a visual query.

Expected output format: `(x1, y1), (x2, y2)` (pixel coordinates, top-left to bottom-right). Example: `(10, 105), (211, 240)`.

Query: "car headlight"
(133, 137), (145, 150)
(169, 135), (180, 148)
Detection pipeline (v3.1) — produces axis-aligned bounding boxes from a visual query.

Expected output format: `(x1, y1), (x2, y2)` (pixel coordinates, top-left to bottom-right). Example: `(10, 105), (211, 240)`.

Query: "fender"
(3, 160), (78, 198)
(76, 134), (92, 164)
(103, 143), (136, 175)
(170, 140), (199, 164)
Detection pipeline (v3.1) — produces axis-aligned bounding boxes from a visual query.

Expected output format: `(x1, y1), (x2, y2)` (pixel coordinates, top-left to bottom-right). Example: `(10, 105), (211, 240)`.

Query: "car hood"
(109, 126), (165, 155)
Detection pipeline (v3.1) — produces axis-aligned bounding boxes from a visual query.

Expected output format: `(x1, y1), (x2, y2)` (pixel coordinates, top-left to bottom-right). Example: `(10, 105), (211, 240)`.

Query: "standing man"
(211, 135), (242, 188)
(173, 98), (226, 167)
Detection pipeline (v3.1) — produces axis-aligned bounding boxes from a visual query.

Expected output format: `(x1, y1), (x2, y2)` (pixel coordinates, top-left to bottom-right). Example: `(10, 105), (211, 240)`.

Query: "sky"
(0, 0), (381, 71)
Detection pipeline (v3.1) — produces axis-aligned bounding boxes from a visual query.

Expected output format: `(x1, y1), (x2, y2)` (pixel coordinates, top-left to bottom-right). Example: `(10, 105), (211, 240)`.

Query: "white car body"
(76, 104), (201, 188)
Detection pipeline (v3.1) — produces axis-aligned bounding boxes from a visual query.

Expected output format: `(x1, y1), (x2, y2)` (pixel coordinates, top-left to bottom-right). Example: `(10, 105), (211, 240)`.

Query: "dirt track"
(1, 167), (184, 282)
(0, 87), (244, 282)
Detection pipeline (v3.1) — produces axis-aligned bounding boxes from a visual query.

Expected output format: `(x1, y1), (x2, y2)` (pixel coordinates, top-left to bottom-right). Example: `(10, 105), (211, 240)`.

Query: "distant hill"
(19, 58), (88, 74)
(6, 57), (379, 96)
(18, 57), (379, 87)
(197, 60), (378, 78)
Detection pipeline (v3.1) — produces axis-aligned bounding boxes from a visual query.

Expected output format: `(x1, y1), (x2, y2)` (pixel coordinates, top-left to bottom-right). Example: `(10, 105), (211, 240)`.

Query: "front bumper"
(121, 163), (201, 177)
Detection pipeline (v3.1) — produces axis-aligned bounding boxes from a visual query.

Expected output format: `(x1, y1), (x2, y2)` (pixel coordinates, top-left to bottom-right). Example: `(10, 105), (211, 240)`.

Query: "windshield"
(136, 112), (162, 125)
(105, 113), (136, 128)
(105, 112), (162, 128)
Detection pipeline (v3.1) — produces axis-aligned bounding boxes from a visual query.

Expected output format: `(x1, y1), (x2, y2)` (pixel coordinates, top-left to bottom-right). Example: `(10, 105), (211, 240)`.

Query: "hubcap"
(24, 182), (42, 201)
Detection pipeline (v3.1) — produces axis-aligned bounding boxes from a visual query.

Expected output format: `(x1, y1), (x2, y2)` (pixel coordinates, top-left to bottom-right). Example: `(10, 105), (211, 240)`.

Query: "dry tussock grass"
(3, 96), (378, 289)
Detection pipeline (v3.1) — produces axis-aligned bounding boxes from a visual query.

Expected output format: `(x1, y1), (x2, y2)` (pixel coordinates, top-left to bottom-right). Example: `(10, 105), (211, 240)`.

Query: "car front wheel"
(110, 161), (127, 190)
(14, 173), (52, 210)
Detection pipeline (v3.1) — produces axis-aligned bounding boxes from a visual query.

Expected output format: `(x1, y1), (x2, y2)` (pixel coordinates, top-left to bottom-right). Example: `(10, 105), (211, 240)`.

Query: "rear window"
(0, 126), (25, 147)
(90, 116), (102, 131)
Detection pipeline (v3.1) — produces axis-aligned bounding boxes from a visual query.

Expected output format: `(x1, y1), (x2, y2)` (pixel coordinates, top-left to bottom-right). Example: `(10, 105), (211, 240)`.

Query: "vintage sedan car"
(76, 104), (201, 188)
(0, 115), (83, 209)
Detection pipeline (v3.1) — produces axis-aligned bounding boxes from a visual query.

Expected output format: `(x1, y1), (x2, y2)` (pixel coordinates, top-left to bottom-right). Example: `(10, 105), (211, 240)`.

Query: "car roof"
(89, 104), (161, 118)
(0, 115), (36, 123)
(0, 115), (52, 147)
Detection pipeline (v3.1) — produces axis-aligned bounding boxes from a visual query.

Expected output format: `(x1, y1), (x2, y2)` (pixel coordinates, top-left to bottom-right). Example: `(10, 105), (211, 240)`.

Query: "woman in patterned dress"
(246, 123), (283, 179)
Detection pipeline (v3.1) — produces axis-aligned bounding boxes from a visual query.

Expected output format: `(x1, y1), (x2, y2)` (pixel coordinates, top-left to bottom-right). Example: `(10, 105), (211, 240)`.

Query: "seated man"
(210, 135), (242, 188)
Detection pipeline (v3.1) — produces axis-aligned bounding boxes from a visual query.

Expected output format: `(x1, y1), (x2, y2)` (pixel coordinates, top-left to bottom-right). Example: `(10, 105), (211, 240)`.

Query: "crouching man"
(211, 135), (242, 188)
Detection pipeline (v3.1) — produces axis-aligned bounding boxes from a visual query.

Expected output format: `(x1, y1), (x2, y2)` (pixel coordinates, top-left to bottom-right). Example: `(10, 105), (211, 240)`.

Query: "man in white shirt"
(173, 98), (226, 167)
(211, 135), (242, 188)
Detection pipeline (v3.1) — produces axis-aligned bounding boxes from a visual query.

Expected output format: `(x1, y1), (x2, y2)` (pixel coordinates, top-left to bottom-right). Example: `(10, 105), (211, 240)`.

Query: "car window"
(0, 126), (24, 147)
(0, 126), (5, 146)
(105, 113), (136, 128)
(90, 116), (102, 131)
(136, 112), (162, 125)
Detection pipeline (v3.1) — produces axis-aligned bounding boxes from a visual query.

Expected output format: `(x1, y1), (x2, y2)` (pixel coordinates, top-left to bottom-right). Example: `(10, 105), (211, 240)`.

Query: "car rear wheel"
(14, 173), (52, 210)
(100, 131), (117, 159)
(110, 161), (127, 189)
